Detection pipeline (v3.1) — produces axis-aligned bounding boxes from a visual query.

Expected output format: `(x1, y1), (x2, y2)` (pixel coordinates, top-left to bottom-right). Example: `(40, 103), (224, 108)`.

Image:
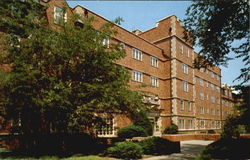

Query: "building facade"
(0, 0), (236, 136)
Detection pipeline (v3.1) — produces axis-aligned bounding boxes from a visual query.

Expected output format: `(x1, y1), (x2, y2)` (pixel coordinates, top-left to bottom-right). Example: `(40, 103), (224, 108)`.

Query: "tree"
(183, 0), (249, 84)
(0, 0), (147, 136)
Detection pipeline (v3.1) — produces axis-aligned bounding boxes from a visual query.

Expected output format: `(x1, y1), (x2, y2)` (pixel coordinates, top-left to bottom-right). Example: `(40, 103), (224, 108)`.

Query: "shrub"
(163, 124), (178, 134)
(106, 141), (143, 160)
(133, 112), (153, 136)
(139, 136), (180, 155)
(196, 138), (250, 160)
(117, 125), (148, 139)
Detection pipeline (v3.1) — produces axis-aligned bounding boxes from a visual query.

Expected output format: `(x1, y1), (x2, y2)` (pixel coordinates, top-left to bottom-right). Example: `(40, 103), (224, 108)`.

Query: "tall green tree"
(184, 0), (249, 84)
(0, 0), (146, 135)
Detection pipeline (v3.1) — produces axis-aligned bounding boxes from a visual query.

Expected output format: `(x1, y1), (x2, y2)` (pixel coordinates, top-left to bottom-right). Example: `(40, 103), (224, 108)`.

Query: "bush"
(163, 124), (178, 134)
(106, 141), (143, 160)
(196, 138), (250, 160)
(139, 136), (180, 155)
(117, 125), (148, 139)
(133, 112), (153, 136)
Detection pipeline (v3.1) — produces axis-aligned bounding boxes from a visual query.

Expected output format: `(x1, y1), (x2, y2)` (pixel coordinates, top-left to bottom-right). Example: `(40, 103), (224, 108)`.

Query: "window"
(180, 100), (184, 111)
(133, 71), (143, 82)
(179, 44), (183, 54)
(216, 109), (220, 116)
(216, 86), (220, 92)
(54, 6), (67, 24)
(216, 75), (220, 81)
(186, 49), (189, 57)
(206, 81), (209, 87)
(199, 68), (204, 72)
(97, 117), (115, 137)
(151, 76), (159, 87)
(102, 38), (109, 48)
(200, 92), (204, 100)
(199, 78), (203, 86)
(211, 108), (215, 115)
(200, 106), (204, 114)
(182, 81), (188, 92)
(211, 83), (214, 90)
(182, 63), (188, 74)
(151, 56), (158, 67)
(212, 121), (215, 128)
(187, 119), (193, 129)
(210, 71), (214, 78)
(188, 102), (192, 111)
(211, 96), (215, 103)
(200, 120), (205, 129)
(132, 48), (142, 61)
(119, 42), (125, 49)
(179, 119), (185, 129)
(217, 98), (220, 104)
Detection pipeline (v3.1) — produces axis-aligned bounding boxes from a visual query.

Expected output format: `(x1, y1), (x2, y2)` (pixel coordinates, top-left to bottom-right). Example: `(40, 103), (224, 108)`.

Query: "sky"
(67, 1), (247, 86)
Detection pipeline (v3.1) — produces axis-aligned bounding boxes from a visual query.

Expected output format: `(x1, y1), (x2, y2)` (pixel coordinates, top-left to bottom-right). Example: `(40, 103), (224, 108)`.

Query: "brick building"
(0, 0), (237, 136)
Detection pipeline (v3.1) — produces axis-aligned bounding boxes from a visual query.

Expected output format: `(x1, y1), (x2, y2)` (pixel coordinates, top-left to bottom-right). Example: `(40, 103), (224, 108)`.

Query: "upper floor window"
(180, 100), (184, 111)
(182, 63), (188, 74)
(102, 38), (109, 48)
(54, 6), (67, 24)
(200, 106), (204, 114)
(188, 101), (192, 111)
(210, 83), (215, 90)
(182, 81), (188, 92)
(179, 45), (183, 54)
(216, 75), (220, 81)
(200, 92), (204, 100)
(132, 48), (142, 61)
(186, 49), (189, 57)
(211, 96), (215, 103)
(151, 56), (158, 67)
(210, 71), (214, 78)
(199, 78), (203, 86)
(132, 71), (143, 82)
(217, 98), (220, 104)
(119, 42), (125, 49)
(151, 76), (159, 87)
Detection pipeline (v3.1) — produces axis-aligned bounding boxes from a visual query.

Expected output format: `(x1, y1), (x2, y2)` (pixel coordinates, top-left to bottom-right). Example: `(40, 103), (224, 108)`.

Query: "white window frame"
(179, 119), (185, 129)
(102, 38), (109, 48)
(179, 44), (183, 54)
(199, 78), (203, 86)
(200, 92), (204, 100)
(187, 119), (193, 129)
(210, 71), (214, 78)
(186, 49), (189, 57)
(97, 117), (115, 137)
(151, 76), (159, 87)
(182, 81), (188, 92)
(188, 101), (192, 111)
(200, 120), (205, 129)
(132, 71), (143, 82)
(151, 56), (158, 68)
(180, 100), (184, 111)
(182, 63), (188, 74)
(132, 48), (142, 61)
(200, 106), (204, 114)
(211, 96), (215, 103)
(54, 6), (67, 24)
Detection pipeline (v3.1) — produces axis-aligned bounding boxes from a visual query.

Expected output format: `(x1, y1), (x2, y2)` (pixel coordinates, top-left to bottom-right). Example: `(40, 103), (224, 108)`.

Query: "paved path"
(142, 140), (213, 160)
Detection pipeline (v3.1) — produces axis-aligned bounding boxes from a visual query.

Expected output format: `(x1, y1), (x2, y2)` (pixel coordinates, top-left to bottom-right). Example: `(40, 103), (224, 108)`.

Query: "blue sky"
(67, 1), (246, 86)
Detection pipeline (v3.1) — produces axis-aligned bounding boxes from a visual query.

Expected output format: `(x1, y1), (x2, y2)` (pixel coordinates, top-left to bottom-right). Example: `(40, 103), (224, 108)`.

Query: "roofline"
(71, 5), (164, 52)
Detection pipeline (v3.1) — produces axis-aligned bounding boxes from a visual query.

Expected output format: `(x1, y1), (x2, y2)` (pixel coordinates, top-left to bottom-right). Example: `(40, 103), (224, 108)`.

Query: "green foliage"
(132, 112), (153, 136)
(106, 142), (143, 160)
(117, 125), (148, 139)
(0, 0), (147, 136)
(139, 136), (180, 155)
(184, 0), (249, 84)
(196, 138), (250, 160)
(163, 124), (178, 134)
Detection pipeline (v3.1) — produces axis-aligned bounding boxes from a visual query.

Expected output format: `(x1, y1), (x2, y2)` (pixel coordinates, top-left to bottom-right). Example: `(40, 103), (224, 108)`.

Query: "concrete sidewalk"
(142, 140), (213, 160)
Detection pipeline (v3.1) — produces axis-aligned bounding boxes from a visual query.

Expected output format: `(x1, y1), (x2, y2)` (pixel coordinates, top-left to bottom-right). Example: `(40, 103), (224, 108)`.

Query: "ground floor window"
(200, 120), (205, 129)
(97, 117), (115, 137)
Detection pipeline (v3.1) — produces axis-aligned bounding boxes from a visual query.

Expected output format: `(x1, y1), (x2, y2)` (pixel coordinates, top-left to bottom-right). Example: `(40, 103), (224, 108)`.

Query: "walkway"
(142, 140), (213, 160)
